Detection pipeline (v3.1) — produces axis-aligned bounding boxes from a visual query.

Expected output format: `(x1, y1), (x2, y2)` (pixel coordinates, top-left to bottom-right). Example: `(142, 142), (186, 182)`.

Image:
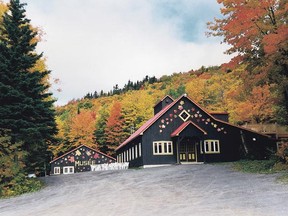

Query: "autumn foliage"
(51, 1), (287, 158)
(104, 102), (125, 156)
(69, 110), (96, 149)
(207, 0), (288, 123)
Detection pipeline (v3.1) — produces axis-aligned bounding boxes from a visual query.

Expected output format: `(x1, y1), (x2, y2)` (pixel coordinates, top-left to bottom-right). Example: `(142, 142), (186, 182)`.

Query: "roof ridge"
(171, 120), (207, 137)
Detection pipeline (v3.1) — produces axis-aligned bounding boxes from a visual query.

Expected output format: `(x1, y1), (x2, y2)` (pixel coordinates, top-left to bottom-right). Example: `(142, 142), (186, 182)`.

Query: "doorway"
(179, 138), (197, 162)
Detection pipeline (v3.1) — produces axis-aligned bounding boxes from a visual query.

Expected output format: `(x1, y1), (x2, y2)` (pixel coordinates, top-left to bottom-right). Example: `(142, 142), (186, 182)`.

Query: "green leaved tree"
(0, 0), (57, 174)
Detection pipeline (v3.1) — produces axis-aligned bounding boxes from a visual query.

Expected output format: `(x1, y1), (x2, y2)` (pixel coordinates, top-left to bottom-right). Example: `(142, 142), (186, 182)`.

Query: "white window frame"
(54, 167), (60, 175)
(135, 144), (138, 159)
(139, 143), (142, 157)
(201, 140), (220, 154)
(129, 148), (132, 161)
(132, 146), (134, 160)
(63, 166), (74, 174)
(153, 141), (173, 155)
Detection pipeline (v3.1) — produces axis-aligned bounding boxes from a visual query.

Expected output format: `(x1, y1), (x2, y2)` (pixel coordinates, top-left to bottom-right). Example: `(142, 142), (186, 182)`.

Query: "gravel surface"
(0, 164), (288, 216)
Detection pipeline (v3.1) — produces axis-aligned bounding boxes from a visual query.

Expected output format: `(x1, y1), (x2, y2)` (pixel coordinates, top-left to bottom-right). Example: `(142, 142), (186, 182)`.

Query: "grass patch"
(0, 177), (44, 199)
(231, 159), (276, 174)
(230, 159), (288, 185)
(277, 173), (288, 184)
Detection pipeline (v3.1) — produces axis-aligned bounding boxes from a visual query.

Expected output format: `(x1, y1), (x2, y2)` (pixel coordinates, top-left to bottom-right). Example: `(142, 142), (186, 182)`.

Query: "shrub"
(232, 159), (276, 174)
(276, 141), (288, 164)
(0, 174), (44, 198)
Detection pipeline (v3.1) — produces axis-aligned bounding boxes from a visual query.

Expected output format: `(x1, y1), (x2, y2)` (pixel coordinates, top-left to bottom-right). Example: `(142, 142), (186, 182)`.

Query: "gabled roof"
(116, 96), (180, 150)
(116, 94), (269, 151)
(50, 144), (116, 163)
(171, 121), (207, 137)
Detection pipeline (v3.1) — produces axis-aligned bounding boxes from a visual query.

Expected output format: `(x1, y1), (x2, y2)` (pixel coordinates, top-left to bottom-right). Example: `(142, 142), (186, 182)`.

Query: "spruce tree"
(94, 105), (109, 154)
(0, 0), (57, 174)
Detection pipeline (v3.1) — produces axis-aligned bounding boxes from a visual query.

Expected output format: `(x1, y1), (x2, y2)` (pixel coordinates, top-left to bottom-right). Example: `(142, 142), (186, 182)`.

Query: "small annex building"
(116, 94), (275, 168)
(50, 144), (116, 175)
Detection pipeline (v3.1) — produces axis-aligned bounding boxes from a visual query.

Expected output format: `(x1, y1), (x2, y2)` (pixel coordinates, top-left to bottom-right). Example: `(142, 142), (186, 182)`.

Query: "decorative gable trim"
(116, 94), (269, 151)
(171, 121), (207, 137)
(50, 144), (116, 164)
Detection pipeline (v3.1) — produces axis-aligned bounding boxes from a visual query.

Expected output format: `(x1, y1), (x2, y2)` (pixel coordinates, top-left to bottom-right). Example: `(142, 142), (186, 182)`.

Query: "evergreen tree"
(94, 105), (109, 154)
(0, 0), (57, 174)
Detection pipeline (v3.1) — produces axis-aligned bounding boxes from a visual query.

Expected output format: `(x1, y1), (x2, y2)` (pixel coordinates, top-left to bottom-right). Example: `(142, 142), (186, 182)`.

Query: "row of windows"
(200, 140), (220, 154)
(152, 140), (220, 155)
(153, 141), (173, 155)
(116, 139), (220, 162)
(117, 143), (141, 163)
(54, 166), (74, 175)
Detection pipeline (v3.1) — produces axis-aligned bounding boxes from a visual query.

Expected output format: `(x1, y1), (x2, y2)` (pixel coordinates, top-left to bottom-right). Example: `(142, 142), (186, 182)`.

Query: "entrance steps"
(180, 162), (204, 165)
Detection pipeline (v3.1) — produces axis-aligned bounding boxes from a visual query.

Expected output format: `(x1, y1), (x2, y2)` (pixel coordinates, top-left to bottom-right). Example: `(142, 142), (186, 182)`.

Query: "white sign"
(90, 162), (129, 171)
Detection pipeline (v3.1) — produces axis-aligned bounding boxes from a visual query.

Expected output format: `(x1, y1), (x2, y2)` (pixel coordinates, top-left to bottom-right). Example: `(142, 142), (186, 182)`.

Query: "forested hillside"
(1, 0), (287, 197)
(53, 64), (282, 157)
(53, 0), (288, 158)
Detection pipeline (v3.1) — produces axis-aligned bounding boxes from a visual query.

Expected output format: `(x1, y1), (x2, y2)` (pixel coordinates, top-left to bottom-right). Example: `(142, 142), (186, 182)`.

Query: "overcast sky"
(18, 0), (231, 105)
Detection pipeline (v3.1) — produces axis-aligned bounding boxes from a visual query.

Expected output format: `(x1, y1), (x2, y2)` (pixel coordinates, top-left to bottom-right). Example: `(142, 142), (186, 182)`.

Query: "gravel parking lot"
(0, 164), (288, 216)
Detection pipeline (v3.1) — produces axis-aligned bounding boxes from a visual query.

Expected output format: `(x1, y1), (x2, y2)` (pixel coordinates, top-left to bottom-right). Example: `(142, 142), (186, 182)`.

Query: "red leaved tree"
(104, 101), (125, 156)
(207, 0), (288, 123)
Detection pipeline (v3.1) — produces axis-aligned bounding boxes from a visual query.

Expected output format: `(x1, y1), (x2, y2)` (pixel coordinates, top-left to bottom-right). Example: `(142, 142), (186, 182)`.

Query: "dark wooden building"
(50, 144), (116, 175)
(116, 94), (275, 168)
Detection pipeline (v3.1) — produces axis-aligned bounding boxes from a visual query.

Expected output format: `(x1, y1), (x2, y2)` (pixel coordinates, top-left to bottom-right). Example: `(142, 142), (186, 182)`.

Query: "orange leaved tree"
(207, 0), (288, 123)
(69, 110), (97, 149)
(104, 101), (125, 156)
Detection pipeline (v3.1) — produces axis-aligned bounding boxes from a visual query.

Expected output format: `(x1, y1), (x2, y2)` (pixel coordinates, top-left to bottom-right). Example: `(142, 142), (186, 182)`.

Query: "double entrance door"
(179, 138), (197, 162)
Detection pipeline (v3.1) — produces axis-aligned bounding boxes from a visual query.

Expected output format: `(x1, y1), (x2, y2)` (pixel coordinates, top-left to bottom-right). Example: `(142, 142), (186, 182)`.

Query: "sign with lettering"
(50, 144), (116, 174)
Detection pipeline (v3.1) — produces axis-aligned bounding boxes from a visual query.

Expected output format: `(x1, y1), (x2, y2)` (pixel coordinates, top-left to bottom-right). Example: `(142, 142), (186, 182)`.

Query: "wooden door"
(179, 139), (196, 162)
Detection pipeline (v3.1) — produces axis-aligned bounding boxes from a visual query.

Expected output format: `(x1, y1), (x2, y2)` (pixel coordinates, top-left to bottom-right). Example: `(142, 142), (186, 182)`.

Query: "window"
(132, 146), (134, 160)
(54, 167), (60, 175)
(63, 166), (74, 174)
(135, 144), (138, 159)
(201, 140), (220, 154)
(129, 148), (132, 161)
(139, 143), (142, 157)
(153, 141), (173, 155)
(179, 110), (190, 122)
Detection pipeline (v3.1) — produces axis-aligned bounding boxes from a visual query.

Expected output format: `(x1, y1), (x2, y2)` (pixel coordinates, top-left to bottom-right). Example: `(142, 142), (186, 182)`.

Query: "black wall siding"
(116, 95), (275, 167)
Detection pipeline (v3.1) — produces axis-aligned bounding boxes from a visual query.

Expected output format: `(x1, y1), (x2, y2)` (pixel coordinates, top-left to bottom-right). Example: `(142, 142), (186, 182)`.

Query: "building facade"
(116, 94), (275, 168)
(50, 144), (116, 175)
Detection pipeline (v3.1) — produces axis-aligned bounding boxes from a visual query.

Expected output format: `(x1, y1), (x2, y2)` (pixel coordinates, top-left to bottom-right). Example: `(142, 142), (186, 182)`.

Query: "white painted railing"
(90, 162), (129, 171)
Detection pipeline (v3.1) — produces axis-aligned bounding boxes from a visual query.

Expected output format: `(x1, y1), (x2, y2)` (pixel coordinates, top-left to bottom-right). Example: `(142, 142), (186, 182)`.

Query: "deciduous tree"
(104, 101), (125, 156)
(207, 0), (288, 123)
(69, 110), (96, 149)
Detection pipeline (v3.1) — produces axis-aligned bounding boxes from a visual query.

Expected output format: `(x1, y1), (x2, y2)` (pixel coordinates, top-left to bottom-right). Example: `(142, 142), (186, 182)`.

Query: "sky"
(15, 0), (231, 105)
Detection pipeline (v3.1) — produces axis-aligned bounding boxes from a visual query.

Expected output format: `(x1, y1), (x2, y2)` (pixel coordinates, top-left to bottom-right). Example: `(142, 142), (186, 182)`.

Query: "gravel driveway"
(1, 164), (288, 216)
